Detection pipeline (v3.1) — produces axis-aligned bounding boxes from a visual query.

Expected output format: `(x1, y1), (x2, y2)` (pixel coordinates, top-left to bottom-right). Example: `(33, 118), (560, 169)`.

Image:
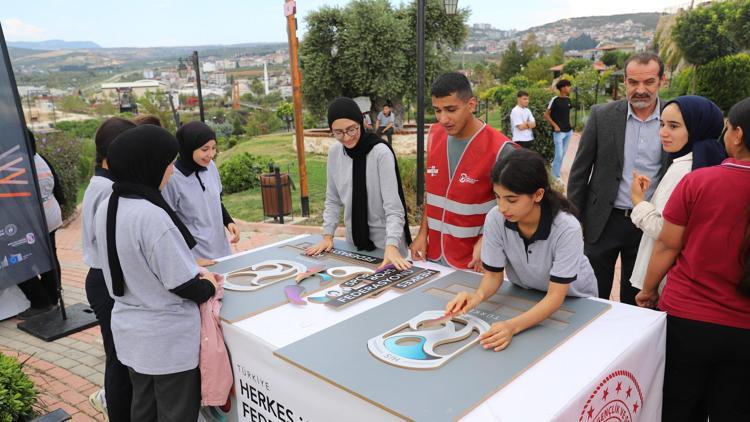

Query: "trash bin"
(260, 169), (292, 220)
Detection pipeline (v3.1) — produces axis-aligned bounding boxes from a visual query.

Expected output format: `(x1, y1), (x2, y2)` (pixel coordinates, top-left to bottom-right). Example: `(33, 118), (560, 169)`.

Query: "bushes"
(54, 119), (102, 140)
(397, 157), (420, 223)
(53, 119), (99, 195)
(0, 353), (37, 422)
(245, 110), (284, 137)
(562, 59), (591, 76)
(571, 68), (605, 111)
(35, 132), (82, 221)
(218, 153), (267, 194)
(696, 53), (750, 112)
(662, 67), (695, 99)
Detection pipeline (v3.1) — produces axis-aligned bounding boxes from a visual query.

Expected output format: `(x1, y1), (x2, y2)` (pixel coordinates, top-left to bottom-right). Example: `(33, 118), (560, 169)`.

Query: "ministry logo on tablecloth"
(578, 370), (644, 422)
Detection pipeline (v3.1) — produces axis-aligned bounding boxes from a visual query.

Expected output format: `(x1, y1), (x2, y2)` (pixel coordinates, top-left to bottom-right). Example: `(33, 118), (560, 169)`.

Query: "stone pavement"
(0, 132), (621, 421)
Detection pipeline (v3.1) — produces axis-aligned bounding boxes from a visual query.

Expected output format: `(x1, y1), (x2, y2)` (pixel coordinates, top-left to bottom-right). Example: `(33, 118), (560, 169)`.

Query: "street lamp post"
(416, 0), (425, 208)
(192, 51), (205, 122)
(416, 0), (458, 208)
(443, 0), (459, 14)
(177, 52), (205, 122)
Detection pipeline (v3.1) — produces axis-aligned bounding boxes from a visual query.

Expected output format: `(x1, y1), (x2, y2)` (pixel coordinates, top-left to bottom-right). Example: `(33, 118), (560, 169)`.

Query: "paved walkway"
(0, 132), (620, 420)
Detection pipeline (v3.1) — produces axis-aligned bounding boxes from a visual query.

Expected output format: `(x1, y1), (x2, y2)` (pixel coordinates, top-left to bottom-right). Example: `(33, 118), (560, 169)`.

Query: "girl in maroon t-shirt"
(636, 97), (750, 422)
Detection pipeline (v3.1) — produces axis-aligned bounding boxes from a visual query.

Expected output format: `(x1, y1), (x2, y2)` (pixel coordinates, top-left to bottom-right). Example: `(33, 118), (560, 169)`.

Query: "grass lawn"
(218, 132), (421, 225)
(216, 133), (329, 224)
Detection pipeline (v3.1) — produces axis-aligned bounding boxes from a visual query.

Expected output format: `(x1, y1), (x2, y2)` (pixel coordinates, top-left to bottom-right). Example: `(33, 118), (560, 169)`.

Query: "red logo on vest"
(578, 370), (644, 422)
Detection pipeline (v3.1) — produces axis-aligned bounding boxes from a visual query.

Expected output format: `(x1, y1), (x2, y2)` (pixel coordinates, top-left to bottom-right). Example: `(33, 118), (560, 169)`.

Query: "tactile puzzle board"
(274, 271), (610, 421)
(211, 235), (384, 322)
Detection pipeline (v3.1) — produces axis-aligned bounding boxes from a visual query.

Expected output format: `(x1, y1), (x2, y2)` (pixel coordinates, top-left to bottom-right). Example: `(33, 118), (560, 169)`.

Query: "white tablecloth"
(220, 239), (665, 422)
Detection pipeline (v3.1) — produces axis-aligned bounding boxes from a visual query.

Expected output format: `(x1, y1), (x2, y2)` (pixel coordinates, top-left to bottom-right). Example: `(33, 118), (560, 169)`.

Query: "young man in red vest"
(410, 72), (516, 270)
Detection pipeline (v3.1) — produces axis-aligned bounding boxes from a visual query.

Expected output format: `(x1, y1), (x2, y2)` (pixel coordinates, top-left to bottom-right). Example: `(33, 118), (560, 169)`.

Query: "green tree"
(300, 0), (468, 122)
(549, 44), (564, 63)
(397, 0), (469, 114)
(240, 92), (254, 103)
(251, 79), (265, 97)
(232, 116), (245, 136)
(275, 101), (294, 120)
(600, 51), (630, 68)
(696, 53), (750, 112)
(58, 95), (89, 114)
(571, 68), (604, 110)
(520, 34), (542, 63)
(523, 55), (557, 84)
(497, 41), (526, 82)
(55, 119), (102, 140)
(563, 58), (591, 76)
(726, 0), (750, 49)
(245, 109), (283, 136)
(672, 1), (739, 66)
(494, 84), (556, 163)
(469, 62), (495, 93)
(94, 100), (117, 116)
(507, 75), (530, 90)
(135, 91), (176, 133)
(562, 33), (597, 51)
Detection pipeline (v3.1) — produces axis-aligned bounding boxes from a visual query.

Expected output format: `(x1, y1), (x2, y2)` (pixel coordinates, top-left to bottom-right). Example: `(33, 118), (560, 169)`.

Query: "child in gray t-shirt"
(446, 149), (596, 352)
(95, 125), (217, 421)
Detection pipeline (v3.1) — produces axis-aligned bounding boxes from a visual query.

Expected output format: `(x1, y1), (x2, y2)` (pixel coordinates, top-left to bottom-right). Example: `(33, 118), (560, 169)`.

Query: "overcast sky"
(2, 0), (688, 48)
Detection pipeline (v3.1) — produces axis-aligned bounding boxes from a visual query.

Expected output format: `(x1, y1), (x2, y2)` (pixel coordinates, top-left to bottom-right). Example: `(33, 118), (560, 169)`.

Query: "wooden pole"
(285, 0), (309, 216)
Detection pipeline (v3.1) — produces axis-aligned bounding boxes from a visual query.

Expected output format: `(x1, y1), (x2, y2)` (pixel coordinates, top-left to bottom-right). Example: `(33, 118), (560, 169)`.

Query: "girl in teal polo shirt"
(446, 149), (597, 351)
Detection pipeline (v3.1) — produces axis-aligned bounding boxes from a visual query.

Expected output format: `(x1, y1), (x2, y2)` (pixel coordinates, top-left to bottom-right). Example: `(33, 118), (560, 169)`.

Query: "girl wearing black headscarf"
(305, 97), (412, 270)
(629, 95), (726, 291)
(162, 121), (239, 263)
(81, 117), (136, 421)
(94, 125), (216, 421)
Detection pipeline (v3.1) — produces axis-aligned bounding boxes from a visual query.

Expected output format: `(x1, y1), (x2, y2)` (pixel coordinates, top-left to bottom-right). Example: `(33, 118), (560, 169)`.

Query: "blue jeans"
(552, 130), (572, 178)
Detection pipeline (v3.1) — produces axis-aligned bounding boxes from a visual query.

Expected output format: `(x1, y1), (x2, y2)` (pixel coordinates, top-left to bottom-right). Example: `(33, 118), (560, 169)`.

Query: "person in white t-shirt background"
(510, 91), (536, 149)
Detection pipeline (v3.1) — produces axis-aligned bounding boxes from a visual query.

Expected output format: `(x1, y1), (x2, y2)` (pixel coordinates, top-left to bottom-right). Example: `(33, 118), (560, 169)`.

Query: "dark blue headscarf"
(664, 95), (727, 170)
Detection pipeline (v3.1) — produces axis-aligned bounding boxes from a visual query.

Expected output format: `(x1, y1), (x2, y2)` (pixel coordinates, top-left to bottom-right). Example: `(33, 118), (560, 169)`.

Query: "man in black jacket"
(567, 52), (670, 305)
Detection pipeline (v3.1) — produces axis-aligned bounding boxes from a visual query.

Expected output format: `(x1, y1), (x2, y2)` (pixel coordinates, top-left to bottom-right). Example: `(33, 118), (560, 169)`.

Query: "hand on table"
(445, 291), (483, 317)
(635, 288), (659, 309)
(380, 245), (412, 271)
(305, 235), (333, 256)
(196, 258), (216, 267)
(409, 233), (427, 261)
(467, 238), (484, 273)
(479, 321), (516, 352)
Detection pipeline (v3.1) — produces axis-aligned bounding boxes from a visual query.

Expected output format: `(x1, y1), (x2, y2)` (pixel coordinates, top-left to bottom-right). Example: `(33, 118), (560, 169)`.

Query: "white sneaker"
(89, 388), (108, 421)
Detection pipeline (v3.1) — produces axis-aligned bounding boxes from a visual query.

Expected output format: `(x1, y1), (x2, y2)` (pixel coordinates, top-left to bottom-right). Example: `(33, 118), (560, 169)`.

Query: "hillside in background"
(518, 12), (662, 36)
(468, 12), (663, 52)
(8, 40), (102, 50)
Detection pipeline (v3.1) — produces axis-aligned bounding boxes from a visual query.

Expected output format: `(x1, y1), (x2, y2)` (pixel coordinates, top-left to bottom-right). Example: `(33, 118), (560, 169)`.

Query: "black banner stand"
(0, 25), (98, 341)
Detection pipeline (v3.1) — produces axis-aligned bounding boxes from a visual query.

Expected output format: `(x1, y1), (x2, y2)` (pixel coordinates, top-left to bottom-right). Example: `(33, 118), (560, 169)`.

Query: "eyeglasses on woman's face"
(331, 124), (359, 139)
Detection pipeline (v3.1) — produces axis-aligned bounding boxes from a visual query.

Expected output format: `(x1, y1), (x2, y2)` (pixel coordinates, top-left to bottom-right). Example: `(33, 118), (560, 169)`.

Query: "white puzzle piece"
(224, 260), (307, 291)
(367, 310), (490, 370)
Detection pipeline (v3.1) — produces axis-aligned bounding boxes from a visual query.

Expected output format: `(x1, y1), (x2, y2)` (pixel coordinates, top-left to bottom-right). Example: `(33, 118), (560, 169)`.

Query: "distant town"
(8, 12), (662, 128)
